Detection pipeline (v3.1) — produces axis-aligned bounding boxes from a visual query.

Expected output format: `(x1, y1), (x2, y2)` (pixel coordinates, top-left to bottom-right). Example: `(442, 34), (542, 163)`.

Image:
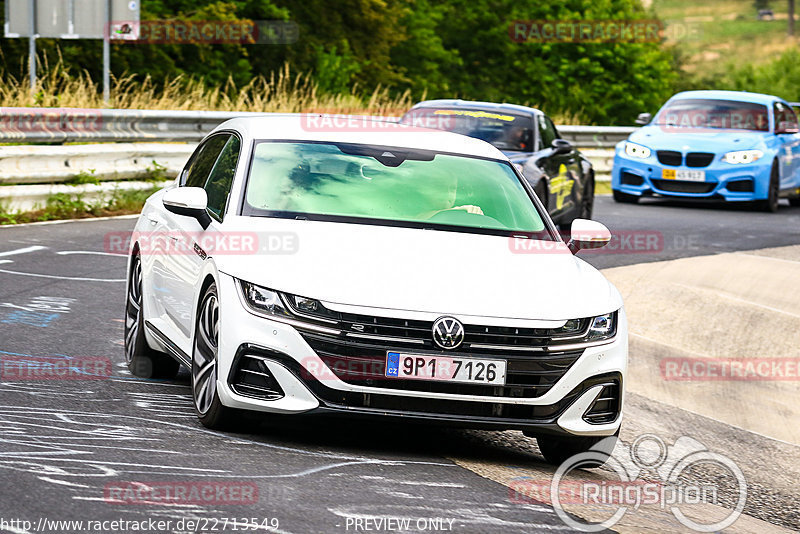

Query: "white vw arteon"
(125, 116), (627, 465)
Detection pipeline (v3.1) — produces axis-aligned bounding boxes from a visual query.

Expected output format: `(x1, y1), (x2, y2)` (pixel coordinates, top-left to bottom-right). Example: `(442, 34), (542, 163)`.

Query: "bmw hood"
(629, 125), (768, 152)
(213, 217), (621, 323)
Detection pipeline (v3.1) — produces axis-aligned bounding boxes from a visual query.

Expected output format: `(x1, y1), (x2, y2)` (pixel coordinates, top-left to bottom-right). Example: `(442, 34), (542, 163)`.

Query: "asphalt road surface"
(0, 196), (798, 534)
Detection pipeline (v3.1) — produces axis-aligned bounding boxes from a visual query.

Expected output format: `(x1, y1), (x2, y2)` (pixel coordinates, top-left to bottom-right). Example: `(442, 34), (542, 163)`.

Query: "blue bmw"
(612, 90), (800, 212)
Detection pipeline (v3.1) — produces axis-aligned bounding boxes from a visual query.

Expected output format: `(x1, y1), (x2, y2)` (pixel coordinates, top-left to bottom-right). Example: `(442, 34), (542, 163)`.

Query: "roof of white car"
(210, 114), (507, 160)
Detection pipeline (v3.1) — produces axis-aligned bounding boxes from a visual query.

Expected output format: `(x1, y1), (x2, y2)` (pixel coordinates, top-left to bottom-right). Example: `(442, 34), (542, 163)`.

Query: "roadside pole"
(103, 0), (111, 104)
(28, 0), (35, 92)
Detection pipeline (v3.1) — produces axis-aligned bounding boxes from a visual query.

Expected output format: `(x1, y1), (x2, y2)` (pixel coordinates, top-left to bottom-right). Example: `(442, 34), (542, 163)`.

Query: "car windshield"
(654, 98), (769, 131)
(401, 108), (534, 152)
(243, 141), (549, 237)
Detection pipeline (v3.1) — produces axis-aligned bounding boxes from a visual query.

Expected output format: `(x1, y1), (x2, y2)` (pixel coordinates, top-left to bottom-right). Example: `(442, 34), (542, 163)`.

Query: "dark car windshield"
(400, 108), (534, 152)
(654, 98), (769, 131)
(242, 141), (550, 238)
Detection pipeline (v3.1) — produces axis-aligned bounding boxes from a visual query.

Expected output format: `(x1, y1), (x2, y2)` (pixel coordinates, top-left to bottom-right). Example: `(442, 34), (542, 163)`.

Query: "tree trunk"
(790, 0), (796, 36)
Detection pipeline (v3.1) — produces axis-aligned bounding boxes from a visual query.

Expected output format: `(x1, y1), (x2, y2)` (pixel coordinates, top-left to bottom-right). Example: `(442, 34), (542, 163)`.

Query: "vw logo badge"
(432, 316), (464, 350)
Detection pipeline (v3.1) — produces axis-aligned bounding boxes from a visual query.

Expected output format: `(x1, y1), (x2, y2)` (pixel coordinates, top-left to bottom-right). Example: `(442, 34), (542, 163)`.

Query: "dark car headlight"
(587, 312), (617, 341)
(241, 282), (292, 318)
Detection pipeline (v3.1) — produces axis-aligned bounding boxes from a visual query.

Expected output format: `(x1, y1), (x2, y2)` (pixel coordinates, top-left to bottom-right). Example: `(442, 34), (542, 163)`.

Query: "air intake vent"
(583, 380), (620, 424)
(229, 354), (285, 400)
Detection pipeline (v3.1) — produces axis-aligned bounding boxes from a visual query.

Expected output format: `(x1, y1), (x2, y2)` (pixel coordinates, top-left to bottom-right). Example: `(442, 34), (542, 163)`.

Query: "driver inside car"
(419, 173), (484, 219)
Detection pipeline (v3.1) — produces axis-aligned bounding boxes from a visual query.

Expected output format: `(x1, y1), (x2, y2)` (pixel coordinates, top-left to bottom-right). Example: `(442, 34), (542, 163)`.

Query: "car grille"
(685, 152), (715, 167)
(300, 332), (585, 398)
(651, 179), (716, 194)
(656, 150), (682, 166)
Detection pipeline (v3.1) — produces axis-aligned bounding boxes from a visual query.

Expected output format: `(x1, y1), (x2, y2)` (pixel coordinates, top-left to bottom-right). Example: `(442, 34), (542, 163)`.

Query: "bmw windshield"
(242, 141), (551, 238)
(654, 98), (769, 131)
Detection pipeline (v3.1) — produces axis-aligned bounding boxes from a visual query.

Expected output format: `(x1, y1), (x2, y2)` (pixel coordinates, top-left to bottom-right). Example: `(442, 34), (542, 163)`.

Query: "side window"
(537, 115), (557, 149)
(203, 136), (241, 219)
(774, 102), (799, 132)
(182, 135), (230, 187)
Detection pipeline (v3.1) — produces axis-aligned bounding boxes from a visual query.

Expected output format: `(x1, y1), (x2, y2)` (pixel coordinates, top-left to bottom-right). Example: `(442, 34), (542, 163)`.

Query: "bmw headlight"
(241, 282), (292, 318)
(587, 312), (617, 341)
(624, 142), (651, 159)
(722, 150), (763, 164)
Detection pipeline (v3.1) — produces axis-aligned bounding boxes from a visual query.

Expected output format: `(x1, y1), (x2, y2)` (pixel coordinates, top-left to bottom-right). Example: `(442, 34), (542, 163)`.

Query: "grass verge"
(0, 184), (164, 225)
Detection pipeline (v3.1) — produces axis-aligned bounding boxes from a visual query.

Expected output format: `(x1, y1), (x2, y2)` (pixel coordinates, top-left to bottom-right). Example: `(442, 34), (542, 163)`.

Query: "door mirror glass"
(568, 218), (611, 254)
(163, 187), (212, 229)
(635, 112), (652, 125)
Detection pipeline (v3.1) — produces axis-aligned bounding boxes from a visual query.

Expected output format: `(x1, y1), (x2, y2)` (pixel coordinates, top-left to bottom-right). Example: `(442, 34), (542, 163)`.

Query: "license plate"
(385, 352), (507, 385)
(662, 169), (705, 182)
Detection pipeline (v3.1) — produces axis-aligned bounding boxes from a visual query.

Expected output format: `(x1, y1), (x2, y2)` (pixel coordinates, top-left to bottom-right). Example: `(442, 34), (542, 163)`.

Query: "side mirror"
(567, 219), (611, 255)
(635, 112), (652, 126)
(163, 187), (212, 229)
(551, 138), (572, 155)
(776, 121), (799, 134)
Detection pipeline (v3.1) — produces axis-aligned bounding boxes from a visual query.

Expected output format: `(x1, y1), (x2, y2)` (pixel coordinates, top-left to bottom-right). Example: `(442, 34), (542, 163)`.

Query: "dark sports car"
(400, 100), (595, 227)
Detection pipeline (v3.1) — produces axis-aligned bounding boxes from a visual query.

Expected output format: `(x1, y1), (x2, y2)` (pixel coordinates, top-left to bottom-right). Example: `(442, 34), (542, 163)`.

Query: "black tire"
(192, 283), (234, 429)
(756, 161), (780, 212)
(579, 175), (595, 220)
(532, 428), (620, 468)
(533, 180), (548, 211)
(612, 189), (638, 204)
(124, 254), (180, 379)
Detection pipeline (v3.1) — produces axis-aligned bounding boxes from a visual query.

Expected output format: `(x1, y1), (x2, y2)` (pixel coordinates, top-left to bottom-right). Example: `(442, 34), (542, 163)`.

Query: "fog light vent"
(230, 354), (285, 400)
(583, 380), (620, 424)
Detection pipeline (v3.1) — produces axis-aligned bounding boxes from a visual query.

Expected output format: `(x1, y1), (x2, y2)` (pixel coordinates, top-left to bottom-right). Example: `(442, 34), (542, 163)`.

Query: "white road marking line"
(672, 282), (800, 319)
(737, 252), (800, 264)
(0, 260), (11, 265)
(56, 251), (127, 257)
(0, 245), (45, 257)
(0, 213), (140, 229)
(0, 269), (124, 283)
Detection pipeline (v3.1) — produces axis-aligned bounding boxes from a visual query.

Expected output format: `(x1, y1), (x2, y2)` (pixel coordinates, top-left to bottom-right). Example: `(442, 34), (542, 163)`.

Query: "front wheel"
(192, 283), (234, 429)
(124, 255), (180, 379)
(612, 190), (638, 204)
(579, 175), (595, 219)
(530, 428), (620, 468)
(755, 161), (779, 213)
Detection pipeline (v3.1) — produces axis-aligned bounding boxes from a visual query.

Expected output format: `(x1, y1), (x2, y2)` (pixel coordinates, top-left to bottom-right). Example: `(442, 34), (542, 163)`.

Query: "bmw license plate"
(662, 169), (705, 182)
(385, 352), (507, 385)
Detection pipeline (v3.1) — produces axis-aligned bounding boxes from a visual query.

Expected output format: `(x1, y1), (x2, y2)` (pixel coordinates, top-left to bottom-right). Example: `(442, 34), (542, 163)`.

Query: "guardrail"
(0, 108), (631, 211)
(0, 107), (635, 147)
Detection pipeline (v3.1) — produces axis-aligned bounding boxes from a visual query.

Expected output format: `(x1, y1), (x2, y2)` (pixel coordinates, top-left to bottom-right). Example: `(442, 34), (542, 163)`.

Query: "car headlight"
(241, 282), (292, 318)
(624, 142), (651, 159)
(722, 150), (763, 164)
(587, 312), (616, 341)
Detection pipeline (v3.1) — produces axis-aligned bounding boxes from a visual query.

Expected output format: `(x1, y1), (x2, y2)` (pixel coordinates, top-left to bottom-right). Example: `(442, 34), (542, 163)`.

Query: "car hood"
(213, 217), (621, 323)
(630, 125), (768, 151)
(502, 150), (533, 163)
